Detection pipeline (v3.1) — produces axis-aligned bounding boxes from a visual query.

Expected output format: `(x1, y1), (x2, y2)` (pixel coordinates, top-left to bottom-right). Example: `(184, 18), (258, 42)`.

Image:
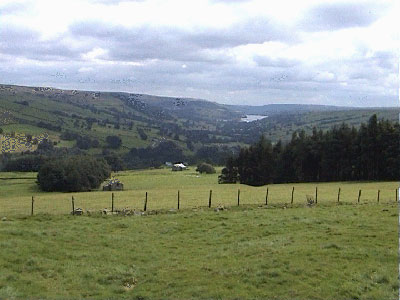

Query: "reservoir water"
(240, 114), (268, 122)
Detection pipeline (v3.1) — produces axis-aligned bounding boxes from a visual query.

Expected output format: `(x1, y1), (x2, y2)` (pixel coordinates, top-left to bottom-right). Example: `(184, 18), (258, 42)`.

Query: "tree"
(3, 155), (45, 172)
(218, 157), (238, 183)
(220, 115), (400, 185)
(76, 137), (91, 149)
(106, 135), (122, 149)
(104, 153), (125, 171)
(37, 156), (111, 192)
(37, 139), (54, 153)
(196, 162), (216, 174)
(137, 128), (148, 140)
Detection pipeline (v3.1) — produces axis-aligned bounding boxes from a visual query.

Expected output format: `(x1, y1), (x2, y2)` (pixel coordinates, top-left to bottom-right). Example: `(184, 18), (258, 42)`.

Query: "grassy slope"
(0, 203), (397, 299)
(0, 86), (155, 153)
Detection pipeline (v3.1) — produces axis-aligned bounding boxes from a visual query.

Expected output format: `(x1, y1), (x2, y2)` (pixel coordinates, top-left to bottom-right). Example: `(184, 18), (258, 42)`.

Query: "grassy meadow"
(0, 168), (398, 299)
(0, 168), (398, 216)
(0, 202), (398, 299)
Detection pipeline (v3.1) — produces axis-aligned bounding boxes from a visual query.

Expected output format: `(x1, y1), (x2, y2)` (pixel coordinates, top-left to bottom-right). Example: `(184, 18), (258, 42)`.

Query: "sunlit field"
(0, 168), (398, 216)
(0, 168), (398, 299)
(0, 203), (398, 299)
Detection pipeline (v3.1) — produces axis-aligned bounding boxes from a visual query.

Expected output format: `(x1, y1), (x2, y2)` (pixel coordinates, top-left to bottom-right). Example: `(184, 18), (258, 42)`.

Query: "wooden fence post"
(177, 190), (180, 210)
(208, 190), (212, 208)
(31, 196), (34, 216)
(265, 188), (269, 206)
(111, 192), (114, 212)
(144, 192), (147, 211)
(337, 188), (341, 203)
(377, 190), (380, 203)
(72, 196), (75, 215)
(357, 189), (361, 203)
(237, 189), (240, 206)
(315, 187), (318, 204)
(291, 187), (294, 204)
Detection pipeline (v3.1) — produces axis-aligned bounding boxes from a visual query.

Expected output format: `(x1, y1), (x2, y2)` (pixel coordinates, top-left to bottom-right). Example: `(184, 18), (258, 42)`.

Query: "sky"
(0, 0), (398, 107)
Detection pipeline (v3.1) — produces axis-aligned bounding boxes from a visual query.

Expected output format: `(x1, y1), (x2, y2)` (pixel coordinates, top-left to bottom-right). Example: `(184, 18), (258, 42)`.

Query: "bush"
(76, 136), (99, 149)
(37, 156), (111, 192)
(196, 162), (216, 174)
(37, 139), (54, 152)
(106, 135), (122, 149)
(104, 153), (125, 171)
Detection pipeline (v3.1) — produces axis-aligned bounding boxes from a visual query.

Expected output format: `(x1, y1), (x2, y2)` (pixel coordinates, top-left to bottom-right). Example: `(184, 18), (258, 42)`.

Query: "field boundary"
(2, 186), (398, 217)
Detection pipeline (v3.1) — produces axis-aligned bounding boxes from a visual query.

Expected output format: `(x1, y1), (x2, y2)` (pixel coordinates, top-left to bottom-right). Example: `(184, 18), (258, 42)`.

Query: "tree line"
(219, 115), (400, 185)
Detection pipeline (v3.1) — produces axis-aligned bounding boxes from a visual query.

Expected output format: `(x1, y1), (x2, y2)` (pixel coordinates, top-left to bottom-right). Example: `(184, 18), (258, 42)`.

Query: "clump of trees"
(125, 141), (184, 169)
(102, 150), (125, 171)
(2, 155), (46, 172)
(76, 136), (99, 149)
(106, 135), (122, 149)
(220, 115), (400, 185)
(37, 156), (111, 192)
(137, 127), (148, 140)
(218, 157), (238, 184)
(196, 162), (216, 174)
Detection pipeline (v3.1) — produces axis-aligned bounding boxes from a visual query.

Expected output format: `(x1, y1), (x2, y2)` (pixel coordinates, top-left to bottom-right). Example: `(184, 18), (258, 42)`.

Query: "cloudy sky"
(0, 0), (398, 106)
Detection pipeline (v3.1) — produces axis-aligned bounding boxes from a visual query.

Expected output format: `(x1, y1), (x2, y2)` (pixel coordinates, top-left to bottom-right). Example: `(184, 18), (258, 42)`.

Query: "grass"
(0, 169), (398, 299)
(0, 203), (398, 299)
(0, 168), (398, 216)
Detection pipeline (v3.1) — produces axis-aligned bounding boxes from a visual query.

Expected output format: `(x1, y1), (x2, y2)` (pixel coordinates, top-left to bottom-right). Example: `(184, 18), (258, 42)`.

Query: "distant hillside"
(0, 84), (398, 161)
(228, 103), (358, 116)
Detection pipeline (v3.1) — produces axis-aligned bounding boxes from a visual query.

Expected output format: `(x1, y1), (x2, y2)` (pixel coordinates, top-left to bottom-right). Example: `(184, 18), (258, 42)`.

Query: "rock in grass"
(71, 208), (83, 215)
(214, 205), (226, 212)
(101, 208), (112, 215)
(1, 217), (7, 221)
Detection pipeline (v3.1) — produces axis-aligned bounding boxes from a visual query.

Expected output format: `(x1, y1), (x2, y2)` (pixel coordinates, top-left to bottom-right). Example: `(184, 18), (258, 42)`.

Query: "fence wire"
(1, 184), (398, 216)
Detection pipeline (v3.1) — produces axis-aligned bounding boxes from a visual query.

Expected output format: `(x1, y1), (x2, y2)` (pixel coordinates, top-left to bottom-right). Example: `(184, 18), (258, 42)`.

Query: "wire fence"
(1, 184), (399, 216)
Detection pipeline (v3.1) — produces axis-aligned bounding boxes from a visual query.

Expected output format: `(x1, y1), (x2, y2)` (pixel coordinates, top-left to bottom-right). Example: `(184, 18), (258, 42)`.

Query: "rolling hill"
(0, 84), (398, 160)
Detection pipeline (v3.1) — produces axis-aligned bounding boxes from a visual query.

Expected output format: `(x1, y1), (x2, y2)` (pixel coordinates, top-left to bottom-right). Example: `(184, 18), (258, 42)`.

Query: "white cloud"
(78, 67), (94, 73)
(314, 71), (335, 82)
(81, 47), (108, 61)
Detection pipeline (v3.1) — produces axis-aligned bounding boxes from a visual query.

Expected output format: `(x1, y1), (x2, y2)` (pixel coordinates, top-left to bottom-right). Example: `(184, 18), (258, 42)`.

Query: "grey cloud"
(338, 52), (397, 81)
(69, 17), (294, 64)
(302, 1), (387, 31)
(186, 18), (296, 48)
(0, 26), (86, 61)
(69, 23), (206, 62)
(1, 55), (395, 107)
(370, 51), (397, 71)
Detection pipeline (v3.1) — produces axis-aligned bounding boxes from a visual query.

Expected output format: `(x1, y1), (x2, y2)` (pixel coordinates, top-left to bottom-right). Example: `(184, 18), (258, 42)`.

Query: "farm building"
(103, 179), (124, 191)
(172, 163), (187, 171)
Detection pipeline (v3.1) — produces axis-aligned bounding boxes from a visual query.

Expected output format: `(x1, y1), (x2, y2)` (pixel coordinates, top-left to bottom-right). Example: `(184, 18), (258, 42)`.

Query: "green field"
(0, 203), (398, 299)
(0, 168), (398, 216)
(0, 169), (398, 299)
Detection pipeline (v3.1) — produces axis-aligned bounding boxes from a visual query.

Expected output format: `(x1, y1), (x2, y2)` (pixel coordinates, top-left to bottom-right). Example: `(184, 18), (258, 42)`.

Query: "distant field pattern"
(0, 133), (48, 153)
